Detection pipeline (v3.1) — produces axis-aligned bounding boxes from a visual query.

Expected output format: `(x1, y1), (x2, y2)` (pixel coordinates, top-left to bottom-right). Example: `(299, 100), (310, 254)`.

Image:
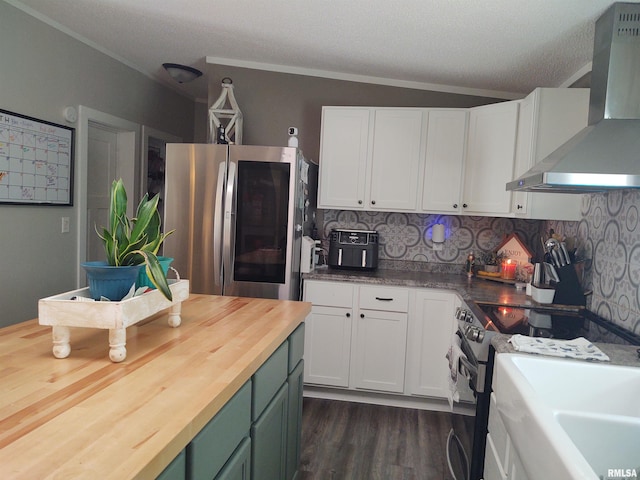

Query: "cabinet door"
(512, 95), (534, 215)
(463, 101), (518, 214)
(351, 309), (408, 393)
(421, 110), (468, 213)
(303, 305), (352, 387)
(513, 88), (588, 220)
(216, 437), (251, 480)
(408, 290), (456, 399)
(369, 109), (424, 211)
(318, 108), (370, 209)
(286, 360), (304, 480)
(251, 383), (288, 480)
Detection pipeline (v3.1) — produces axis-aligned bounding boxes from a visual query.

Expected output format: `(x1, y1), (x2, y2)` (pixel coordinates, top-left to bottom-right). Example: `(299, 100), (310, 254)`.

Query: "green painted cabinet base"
(217, 436), (251, 480)
(187, 381), (252, 480)
(251, 382), (289, 480)
(158, 325), (305, 480)
(157, 449), (186, 480)
(286, 360), (304, 480)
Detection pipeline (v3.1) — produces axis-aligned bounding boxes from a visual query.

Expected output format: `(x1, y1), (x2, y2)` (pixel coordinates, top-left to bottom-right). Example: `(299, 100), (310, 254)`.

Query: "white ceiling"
(10, 0), (638, 101)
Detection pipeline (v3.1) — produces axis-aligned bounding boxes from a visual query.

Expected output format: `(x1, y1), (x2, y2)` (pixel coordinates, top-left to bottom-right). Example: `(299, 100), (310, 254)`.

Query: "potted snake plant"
(82, 178), (175, 301)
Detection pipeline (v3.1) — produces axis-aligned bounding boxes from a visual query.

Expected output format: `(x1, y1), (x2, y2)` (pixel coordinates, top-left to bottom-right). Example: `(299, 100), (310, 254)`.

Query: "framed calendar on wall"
(0, 109), (74, 206)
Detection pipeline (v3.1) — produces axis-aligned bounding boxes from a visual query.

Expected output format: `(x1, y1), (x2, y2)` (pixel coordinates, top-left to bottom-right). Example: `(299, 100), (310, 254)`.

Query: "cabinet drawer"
(252, 341), (288, 420)
(187, 381), (251, 480)
(304, 281), (354, 307)
(288, 323), (305, 373)
(359, 285), (409, 312)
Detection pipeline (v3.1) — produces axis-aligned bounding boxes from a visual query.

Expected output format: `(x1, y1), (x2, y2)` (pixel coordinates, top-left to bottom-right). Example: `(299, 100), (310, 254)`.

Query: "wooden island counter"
(0, 294), (310, 479)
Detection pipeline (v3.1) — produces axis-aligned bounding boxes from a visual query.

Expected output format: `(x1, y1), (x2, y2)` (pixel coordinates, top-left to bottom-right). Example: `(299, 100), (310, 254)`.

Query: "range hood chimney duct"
(507, 2), (640, 193)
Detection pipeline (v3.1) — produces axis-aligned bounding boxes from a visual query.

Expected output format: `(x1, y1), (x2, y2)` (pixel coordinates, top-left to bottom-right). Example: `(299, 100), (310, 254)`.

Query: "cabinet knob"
(453, 204), (458, 209)
(371, 200), (376, 205)
(346, 313), (351, 318)
(517, 204), (523, 210)
(358, 200), (363, 205)
(360, 313), (365, 318)
(463, 203), (468, 208)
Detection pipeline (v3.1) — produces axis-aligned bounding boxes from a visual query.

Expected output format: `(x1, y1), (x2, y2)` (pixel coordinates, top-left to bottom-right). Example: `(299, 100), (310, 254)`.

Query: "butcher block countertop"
(0, 294), (310, 480)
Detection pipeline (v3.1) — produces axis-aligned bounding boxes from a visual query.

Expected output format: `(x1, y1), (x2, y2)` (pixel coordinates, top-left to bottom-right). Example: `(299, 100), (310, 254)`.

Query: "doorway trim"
(75, 105), (140, 286)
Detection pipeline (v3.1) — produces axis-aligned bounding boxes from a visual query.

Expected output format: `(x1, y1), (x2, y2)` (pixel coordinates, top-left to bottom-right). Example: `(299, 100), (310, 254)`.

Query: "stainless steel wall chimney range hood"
(507, 2), (640, 193)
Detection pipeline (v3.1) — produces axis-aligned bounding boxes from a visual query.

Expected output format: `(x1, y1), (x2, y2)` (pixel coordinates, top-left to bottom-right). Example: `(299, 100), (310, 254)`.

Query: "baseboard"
(303, 385), (476, 416)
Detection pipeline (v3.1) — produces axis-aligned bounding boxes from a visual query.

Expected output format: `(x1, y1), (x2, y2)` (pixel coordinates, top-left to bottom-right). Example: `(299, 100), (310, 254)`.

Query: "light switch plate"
(61, 216), (70, 233)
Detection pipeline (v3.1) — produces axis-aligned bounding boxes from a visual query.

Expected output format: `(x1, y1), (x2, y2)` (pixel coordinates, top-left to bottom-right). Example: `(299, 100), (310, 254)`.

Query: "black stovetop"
(477, 304), (640, 346)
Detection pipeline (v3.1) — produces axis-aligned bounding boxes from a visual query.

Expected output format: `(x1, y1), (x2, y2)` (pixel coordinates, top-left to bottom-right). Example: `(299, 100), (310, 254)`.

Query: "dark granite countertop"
(491, 334), (640, 367)
(305, 266), (529, 305)
(305, 266), (640, 368)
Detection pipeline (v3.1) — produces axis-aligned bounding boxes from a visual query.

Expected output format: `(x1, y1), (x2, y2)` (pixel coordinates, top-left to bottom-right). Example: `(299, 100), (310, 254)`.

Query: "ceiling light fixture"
(162, 63), (203, 83)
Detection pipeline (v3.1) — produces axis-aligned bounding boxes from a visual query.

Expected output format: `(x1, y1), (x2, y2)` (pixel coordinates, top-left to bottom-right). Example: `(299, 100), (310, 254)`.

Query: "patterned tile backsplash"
(320, 192), (640, 335)
(319, 209), (542, 269)
(546, 190), (640, 335)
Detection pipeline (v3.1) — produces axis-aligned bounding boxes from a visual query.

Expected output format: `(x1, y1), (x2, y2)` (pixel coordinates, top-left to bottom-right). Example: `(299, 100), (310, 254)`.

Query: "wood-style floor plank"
(300, 398), (474, 480)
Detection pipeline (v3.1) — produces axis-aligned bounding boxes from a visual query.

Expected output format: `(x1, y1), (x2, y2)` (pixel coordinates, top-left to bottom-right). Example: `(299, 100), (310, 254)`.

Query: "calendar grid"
(0, 109), (74, 205)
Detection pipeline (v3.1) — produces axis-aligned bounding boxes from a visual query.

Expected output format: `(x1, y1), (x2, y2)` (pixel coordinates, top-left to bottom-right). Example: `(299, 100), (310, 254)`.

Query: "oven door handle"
(459, 355), (478, 378)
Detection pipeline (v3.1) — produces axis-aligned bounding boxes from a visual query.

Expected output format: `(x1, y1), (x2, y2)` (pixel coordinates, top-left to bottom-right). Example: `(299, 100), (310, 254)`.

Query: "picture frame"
(0, 109), (74, 206)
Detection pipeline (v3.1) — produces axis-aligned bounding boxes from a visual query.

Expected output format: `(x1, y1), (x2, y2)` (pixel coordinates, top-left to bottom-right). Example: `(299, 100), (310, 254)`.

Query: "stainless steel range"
(449, 301), (640, 480)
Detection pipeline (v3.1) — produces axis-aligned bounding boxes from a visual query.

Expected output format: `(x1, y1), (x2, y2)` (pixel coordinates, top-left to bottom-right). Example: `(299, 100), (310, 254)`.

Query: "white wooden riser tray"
(38, 279), (189, 362)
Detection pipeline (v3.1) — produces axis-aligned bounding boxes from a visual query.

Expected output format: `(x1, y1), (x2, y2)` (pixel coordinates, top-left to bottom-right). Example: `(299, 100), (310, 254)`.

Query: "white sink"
(494, 354), (640, 480)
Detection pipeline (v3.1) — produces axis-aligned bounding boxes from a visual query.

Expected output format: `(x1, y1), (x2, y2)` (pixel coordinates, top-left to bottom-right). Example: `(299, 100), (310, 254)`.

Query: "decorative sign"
(0, 109), (74, 205)
(496, 233), (533, 266)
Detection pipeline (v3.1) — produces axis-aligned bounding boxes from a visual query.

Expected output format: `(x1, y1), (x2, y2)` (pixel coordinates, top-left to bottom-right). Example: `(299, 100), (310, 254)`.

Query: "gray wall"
(0, 4), (505, 327)
(207, 64), (503, 163)
(0, 2), (195, 326)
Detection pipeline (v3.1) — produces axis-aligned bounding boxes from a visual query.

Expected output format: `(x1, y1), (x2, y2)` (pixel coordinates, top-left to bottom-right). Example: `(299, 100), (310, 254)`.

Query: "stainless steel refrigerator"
(163, 144), (317, 300)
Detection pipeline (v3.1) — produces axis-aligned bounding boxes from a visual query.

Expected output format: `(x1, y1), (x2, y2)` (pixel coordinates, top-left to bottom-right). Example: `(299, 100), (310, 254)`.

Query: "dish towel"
(508, 335), (610, 362)
(446, 333), (470, 407)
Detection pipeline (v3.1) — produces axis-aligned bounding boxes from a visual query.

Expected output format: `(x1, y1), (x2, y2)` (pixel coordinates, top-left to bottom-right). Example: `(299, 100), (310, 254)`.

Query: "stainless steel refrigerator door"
(223, 146), (299, 299)
(164, 144), (228, 295)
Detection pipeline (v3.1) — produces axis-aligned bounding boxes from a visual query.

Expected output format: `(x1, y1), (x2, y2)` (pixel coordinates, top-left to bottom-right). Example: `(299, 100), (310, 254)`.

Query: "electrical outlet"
(61, 217), (70, 233)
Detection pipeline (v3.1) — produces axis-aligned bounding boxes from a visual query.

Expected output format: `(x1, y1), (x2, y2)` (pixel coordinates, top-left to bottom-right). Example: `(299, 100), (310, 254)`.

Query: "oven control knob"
(465, 325), (485, 343)
(455, 307), (462, 319)
(458, 309), (472, 323)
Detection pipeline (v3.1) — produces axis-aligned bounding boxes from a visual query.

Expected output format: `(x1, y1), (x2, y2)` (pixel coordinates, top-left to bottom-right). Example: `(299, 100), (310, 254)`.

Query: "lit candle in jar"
(501, 258), (517, 280)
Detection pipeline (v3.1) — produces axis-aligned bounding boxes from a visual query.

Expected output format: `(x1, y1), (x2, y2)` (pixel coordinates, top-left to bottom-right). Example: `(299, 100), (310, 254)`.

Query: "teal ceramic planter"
(136, 256), (173, 290)
(82, 261), (143, 301)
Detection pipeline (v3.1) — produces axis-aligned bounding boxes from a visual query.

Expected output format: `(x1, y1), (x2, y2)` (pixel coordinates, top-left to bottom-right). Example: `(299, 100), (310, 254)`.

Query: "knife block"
(552, 265), (586, 306)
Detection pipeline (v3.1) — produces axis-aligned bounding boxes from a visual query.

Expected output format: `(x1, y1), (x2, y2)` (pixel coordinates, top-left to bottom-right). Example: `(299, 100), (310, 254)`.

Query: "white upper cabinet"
(318, 107), (424, 211)
(369, 109), (424, 211)
(420, 110), (468, 213)
(512, 88), (589, 220)
(462, 101), (519, 215)
(318, 108), (370, 209)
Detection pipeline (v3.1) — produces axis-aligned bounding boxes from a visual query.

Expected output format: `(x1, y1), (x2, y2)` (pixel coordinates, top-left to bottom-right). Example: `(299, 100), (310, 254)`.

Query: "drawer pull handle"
(375, 297), (394, 301)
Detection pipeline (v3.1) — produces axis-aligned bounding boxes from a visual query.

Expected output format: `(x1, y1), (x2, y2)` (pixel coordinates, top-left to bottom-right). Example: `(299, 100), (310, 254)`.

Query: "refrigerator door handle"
(213, 162), (226, 287)
(222, 161), (237, 294)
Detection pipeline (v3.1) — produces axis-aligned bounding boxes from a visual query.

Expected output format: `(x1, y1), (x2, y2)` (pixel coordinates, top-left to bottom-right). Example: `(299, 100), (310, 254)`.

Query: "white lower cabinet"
(351, 285), (409, 393)
(407, 289), (457, 398)
(484, 392), (531, 480)
(303, 280), (456, 401)
(303, 281), (354, 387)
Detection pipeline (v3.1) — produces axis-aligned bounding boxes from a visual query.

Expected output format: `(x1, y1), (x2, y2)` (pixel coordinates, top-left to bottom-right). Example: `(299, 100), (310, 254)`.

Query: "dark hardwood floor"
(300, 397), (474, 480)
